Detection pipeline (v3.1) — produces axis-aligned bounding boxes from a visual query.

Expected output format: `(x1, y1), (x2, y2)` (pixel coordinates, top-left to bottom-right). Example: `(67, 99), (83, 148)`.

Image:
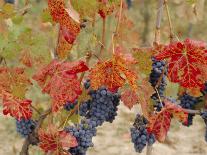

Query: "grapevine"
(0, 0), (207, 155)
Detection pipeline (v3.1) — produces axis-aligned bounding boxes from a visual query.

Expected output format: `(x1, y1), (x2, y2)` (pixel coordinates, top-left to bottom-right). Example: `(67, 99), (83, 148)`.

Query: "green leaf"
(71, 0), (98, 18)
(12, 15), (24, 25)
(69, 113), (79, 124)
(41, 9), (53, 23)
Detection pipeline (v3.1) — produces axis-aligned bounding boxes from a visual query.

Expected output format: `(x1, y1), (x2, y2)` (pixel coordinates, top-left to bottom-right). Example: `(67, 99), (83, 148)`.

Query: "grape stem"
(154, 0), (164, 44)
(100, 18), (106, 54)
(20, 108), (52, 155)
(164, 0), (174, 42)
(155, 87), (163, 107)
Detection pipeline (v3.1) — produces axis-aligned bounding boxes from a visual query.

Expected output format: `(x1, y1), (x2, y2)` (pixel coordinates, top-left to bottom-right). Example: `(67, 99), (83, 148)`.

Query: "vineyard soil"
(0, 104), (206, 155)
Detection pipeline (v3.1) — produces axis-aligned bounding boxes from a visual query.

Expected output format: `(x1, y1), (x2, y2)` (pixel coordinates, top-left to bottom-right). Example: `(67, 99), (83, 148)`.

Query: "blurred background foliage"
(0, 0), (207, 154)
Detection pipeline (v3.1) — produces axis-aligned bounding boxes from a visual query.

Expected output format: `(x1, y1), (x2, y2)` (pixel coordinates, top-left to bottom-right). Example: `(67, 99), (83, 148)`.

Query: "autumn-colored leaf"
(57, 27), (73, 59)
(39, 125), (77, 155)
(147, 100), (188, 142)
(2, 92), (32, 120)
(155, 38), (207, 89)
(178, 86), (203, 97)
(48, 0), (80, 34)
(33, 60), (88, 112)
(137, 78), (154, 119)
(133, 48), (153, 75)
(89, 51), (137, 92)
(98, 0), (118, 18)
(121, 89), (138, 109)
(19, 50), (33, 67)
(0, 67), (31, 98)
(0, 67), (32, 119)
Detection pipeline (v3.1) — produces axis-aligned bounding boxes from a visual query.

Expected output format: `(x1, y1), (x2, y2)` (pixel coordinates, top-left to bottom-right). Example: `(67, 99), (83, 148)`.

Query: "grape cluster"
(202, 82), (207, 95)
(80, 86), (120, 126)
(149, 57), (167, 101)
(16, 119), (36, 137)
(64, 100), (78, 111)
(201, 112), (207, 142)
(126, 0), (132, 9)
(130, 114), (156, 153)
(65, 80), (121, 155)
(179, 93), (198, 126)
(4, 0), (15, 4)
(66, 119), (97, 155)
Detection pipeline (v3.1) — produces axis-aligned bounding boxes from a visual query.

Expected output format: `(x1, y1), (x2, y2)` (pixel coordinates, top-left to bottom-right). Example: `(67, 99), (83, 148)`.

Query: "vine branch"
(154, 0), (164, 44)
(164, 0), (174, 42)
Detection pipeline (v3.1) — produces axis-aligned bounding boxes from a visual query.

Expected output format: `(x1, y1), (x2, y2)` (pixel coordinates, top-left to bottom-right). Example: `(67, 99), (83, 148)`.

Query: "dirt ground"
(0, 104), (207, 155)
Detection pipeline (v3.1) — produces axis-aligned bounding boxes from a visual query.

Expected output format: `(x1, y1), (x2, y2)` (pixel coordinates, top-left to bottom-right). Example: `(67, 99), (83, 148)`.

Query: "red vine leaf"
(39, 125), (77, 155)
(147, 100), (188, 142)
(89, 51), (137, 92)
(57, 26), (73, 59)
(33, 60), (88, 112)
(121, 89), (138, 109)
(155, 38), (207, 89)
(2, 92), (32, 120)
(0, 67), (32, 119)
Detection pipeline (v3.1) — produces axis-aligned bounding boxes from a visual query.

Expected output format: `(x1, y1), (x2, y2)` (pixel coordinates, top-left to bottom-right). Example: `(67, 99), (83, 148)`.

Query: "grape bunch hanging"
(0, 0), (207, 155)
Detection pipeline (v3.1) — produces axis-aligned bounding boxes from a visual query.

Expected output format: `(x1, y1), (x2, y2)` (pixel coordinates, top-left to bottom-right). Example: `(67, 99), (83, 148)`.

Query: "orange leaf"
(48, 0), (80, 38)
(39, 125), (77, 154)
(89, 52), (137, 92)
(0, 67), (31, 98)
(57, 26), (73, 59)
(33, 60), (88, 112)
(121, 89), (138, 109)
(147, 100), (188, 142)
(137, 78), (154, 119)
(19, 50), (33, 67)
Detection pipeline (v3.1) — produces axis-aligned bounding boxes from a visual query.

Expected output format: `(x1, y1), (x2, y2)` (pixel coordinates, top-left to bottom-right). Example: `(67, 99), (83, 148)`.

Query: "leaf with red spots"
(0, 67), (32, 119)
(2, 92), (32, 120)
(33, 60), (88, 112)
(121, 89), (138, 109)
(19, 50), (33, 67)
(48, 0), (80, 59)
(98, 0), (118, 18)
(38, 125), (77, 155)
(48, 0), (80, 36)
(155, 38), (207, 89)
(147, 100), (188, 142)
(137, 78), (154, 119)
(89, 51), (137, 92)
(57, 26), (73, 59)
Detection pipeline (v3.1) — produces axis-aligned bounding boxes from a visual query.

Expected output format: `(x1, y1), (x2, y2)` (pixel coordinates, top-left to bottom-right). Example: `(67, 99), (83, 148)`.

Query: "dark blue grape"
(84, 79), (91, 89)
(201, 111), (207, 142)
(149, 57), (167, 110)
(131, 114), (156, 153)
(80, 86), (120, 127)
(4, 0), (15, 4)
(16, 119), (36, 137)
(64, 100), (78, 111)
(179, 93), (198, 126)
(202, 82), (207, 95)
(65, 119), (97, 155)
(126, 0), (132, 9)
